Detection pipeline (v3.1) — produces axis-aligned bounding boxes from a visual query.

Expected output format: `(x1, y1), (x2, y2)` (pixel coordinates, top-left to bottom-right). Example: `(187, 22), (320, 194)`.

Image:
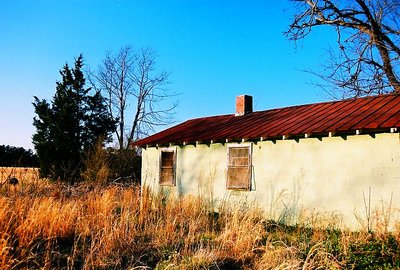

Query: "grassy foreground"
(0, 176), (400, 269)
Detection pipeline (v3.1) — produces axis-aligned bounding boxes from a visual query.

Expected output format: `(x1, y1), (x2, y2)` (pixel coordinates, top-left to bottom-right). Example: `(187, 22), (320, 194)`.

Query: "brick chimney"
(235, 95), (253, 116)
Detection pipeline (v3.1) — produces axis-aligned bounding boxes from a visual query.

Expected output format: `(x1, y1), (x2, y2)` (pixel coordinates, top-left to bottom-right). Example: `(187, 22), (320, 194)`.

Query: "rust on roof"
(133, 94), (400, 147)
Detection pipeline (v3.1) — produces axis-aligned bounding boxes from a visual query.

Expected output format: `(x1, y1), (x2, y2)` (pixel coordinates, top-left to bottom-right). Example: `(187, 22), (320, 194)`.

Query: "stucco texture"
(141, 132), (400, 230)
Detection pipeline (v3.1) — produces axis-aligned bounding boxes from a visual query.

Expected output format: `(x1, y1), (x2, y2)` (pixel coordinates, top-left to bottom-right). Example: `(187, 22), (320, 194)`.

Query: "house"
(133, 94), (400, 229)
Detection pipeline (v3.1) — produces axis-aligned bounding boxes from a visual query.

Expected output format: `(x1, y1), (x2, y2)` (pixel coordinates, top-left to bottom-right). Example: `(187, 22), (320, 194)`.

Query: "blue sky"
(0, 0), (335, 150)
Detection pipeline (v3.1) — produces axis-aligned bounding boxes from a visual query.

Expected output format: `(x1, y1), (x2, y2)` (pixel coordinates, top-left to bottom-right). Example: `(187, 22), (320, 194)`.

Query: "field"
(0, 168), (400, 269)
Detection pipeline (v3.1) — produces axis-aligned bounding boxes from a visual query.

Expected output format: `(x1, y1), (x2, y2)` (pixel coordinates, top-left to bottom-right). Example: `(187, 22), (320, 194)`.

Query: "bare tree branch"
(286, 0), (400, 97)
(88, 46), (178, 149)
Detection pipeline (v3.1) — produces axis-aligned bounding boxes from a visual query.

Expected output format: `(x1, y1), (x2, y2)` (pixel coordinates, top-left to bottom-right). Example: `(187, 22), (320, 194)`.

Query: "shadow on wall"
(197, 165), (217, 210)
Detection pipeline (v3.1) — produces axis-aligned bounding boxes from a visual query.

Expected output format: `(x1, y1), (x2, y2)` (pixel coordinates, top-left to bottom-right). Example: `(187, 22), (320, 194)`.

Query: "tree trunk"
(356, 0), (400, 93)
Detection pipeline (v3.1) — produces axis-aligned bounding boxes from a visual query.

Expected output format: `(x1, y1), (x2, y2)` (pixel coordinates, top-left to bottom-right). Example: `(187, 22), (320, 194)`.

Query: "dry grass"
(0, 171), (399, 269)
(0, 167), (52, 195)
(0, 167), (40, 185)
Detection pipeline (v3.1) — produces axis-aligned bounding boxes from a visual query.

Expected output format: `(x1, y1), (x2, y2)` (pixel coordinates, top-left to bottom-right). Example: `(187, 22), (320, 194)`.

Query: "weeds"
(0, 174), (400, 269)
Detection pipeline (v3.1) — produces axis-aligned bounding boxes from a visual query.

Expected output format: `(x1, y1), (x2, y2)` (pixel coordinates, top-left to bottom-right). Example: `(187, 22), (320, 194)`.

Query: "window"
(159, 149), (176, 186)
(226, 145), (252, 190)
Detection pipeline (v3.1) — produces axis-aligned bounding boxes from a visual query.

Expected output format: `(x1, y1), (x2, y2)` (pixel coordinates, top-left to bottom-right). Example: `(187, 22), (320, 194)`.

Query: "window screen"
(160, 150), (176, 186)
(227, 146), (251, 190)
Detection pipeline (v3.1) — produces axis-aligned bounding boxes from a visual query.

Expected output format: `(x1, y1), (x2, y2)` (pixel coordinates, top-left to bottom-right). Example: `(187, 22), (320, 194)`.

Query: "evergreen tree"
(32, 55), (115, 183)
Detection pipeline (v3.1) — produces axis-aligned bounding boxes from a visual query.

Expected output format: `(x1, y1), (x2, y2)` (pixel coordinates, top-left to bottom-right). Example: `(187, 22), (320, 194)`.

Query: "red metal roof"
(133, 94), (400, 147)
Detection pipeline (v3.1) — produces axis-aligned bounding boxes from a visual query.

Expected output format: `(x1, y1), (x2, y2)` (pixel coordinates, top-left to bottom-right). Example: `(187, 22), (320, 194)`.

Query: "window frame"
(159, 148), (177, 186)
(226, 143), (252, 190)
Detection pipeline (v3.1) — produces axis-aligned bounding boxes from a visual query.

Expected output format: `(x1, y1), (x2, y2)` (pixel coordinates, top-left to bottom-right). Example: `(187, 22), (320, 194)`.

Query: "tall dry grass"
(0, 175), (399, 269)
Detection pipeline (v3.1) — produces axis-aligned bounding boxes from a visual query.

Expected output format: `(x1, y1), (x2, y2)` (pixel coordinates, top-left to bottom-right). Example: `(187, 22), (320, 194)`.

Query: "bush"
(81, 140), (110, 185)
(81, 142), (141, 185)
(107, 148), (141, 184)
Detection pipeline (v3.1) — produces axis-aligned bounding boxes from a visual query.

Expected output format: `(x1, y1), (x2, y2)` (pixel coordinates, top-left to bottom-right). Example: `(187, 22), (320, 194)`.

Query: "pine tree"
(32, 55), (116, 183)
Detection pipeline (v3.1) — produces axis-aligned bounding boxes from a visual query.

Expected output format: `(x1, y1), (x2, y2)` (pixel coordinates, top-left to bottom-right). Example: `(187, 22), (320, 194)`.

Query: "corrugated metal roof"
(133, 94), (400, 147)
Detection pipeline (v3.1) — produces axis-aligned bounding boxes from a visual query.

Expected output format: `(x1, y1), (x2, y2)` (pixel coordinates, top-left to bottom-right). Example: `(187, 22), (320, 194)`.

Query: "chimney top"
(235, 95), (253, 116)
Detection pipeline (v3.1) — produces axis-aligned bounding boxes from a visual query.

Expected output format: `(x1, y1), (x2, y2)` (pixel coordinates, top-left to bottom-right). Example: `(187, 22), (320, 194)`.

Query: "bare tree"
(286, 0), (400, 98)
(89, 46), (177, 149)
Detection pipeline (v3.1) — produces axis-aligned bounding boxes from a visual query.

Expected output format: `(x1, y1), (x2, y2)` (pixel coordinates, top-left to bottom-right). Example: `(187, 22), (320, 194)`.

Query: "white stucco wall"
(141, 132), (400, 230)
